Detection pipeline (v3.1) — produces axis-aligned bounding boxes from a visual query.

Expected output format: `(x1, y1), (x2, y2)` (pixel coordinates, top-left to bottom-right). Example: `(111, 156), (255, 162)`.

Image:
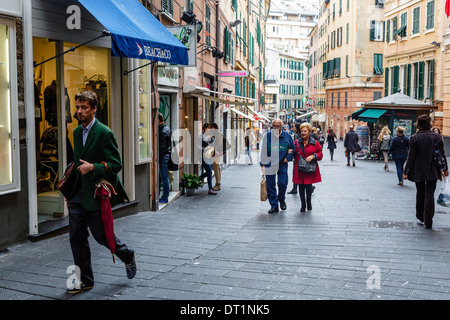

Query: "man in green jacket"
(66, 91), (136, 294)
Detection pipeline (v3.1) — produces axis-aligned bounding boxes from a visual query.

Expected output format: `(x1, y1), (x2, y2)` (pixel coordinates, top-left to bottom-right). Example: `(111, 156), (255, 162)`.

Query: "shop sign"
(167, 25), (197, 67)
(158, 66), (179, 87)
(219, 70), (249, 77)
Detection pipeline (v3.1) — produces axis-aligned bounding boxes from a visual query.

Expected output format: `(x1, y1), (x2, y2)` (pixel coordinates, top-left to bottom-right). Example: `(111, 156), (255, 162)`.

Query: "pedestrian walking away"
(210, 122), (231, 191)
(388, 126), (409, 185)
(198, 123), (217, 195)
(344, 125), (361, 166)
(292, 123), (323, 212)
(404, 114), (449, 229)
(378, 126), (392, 171)
(158, 112), (172, 203)
(66, 91), (136, 294)
(260, 118), (295, 214)
(245, 127), (255, 165)
(326, 129), (337, 161)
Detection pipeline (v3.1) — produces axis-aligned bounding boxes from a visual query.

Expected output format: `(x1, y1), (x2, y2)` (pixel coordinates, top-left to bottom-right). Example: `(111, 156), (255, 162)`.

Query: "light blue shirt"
(82, 118), (96, 147)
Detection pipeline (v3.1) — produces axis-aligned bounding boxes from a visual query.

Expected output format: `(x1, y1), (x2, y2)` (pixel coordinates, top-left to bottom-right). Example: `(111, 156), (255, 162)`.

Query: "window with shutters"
(370, 20), (384, 41)
(374, 54), (383, 75)
(161, 0), (173, 16)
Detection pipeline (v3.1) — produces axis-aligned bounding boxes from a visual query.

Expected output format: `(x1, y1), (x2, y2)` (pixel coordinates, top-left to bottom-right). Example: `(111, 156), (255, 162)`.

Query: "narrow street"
(1, 142), (450, 302)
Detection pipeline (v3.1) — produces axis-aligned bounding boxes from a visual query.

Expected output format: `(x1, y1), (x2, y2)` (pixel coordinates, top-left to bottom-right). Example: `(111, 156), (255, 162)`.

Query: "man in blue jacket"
(260, 119), (295, 213)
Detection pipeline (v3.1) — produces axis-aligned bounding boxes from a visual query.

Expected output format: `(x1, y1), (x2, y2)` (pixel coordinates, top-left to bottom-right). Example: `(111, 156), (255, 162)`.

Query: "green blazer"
(69, 119), (128, 211)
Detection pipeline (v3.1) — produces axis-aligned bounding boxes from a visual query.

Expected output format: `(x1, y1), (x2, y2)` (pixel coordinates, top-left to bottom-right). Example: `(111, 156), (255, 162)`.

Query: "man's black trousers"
(68, 188), (135, 286)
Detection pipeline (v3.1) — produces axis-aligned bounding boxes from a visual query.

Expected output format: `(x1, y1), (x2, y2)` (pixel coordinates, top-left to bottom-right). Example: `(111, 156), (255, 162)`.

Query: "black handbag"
(297, 140), (317, 174)
(298, 156), (317, 174)
(434, 142), (447, 172)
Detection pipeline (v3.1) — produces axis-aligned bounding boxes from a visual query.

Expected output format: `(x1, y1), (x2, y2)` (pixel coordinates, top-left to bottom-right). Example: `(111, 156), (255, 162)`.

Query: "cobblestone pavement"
(1, 141), (450, 302)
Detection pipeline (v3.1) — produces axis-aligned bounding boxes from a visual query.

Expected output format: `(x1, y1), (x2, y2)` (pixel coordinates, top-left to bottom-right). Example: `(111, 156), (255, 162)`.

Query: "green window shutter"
(370, 20), (375, 41)
(374, 54), (383, 75)
(205, 4), (211, 46)
(429, 60), (435, 99)
(386, 19), (390, 42)
(385, 67), (390, 96)
(403, 66), (407, 94)
(333, 57), (341, 77)
(418, 61), (425, 99)
(392, 65), (399, 94)
(406, 64), (411, 96)
(393, 17), (397, 40)
(323, 61), (327, 79)
(413, 7), (420, 34)
(426, 1), (435, 30)
(345, 55), (349, 76)
(346, 23), (349, 43)
(224, 27), (229, 62)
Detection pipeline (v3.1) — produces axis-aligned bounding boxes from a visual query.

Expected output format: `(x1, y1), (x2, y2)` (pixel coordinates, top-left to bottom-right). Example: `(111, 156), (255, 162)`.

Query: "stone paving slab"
(1, 141), (450, 304)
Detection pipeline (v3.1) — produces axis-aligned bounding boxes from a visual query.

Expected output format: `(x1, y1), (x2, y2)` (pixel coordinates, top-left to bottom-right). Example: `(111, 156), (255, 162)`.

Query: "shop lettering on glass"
(159, 67), (179, 81)
(66, 5), (81, 30)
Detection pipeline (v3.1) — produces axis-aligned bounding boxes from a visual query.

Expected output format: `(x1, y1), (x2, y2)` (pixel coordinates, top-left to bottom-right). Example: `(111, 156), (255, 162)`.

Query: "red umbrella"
(447, 0), (450, 18)
(94, 179), (117, 263)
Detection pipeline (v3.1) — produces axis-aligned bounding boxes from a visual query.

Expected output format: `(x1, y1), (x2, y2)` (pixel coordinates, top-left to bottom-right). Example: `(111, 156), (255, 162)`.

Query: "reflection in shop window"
(0, 22), (19, 194)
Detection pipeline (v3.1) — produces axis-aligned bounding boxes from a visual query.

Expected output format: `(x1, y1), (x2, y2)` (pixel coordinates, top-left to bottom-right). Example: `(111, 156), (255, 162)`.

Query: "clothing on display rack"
(43, 80), (71, 126)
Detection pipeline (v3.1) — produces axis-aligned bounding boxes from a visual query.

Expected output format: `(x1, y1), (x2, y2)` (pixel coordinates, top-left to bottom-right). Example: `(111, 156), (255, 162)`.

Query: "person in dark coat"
(344, 125), (361, 166)
(158, 112), (172, 203)
(260, 119), (295, 214)
(388, 126), (409, 185)
(326, 129), (337, 161)
(292, 123), (323, 212)
(404, 114), (448, 229)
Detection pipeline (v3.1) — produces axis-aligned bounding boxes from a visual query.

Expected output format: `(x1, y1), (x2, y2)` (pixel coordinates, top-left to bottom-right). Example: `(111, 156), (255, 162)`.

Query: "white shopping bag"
(437, 177), (450, 207)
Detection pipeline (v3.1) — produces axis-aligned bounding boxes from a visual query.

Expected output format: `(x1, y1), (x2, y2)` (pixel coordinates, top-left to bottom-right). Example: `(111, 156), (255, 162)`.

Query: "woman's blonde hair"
(396, 126), (405, 133)
(378, 126), (391, 140)
(299, 122), (312, 133)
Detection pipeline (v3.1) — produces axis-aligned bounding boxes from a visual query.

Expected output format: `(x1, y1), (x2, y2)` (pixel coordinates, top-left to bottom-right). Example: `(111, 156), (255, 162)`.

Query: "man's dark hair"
(211, 123), (218, 129)
(75, 91), (98, 109)
(158, 112), (164, 122)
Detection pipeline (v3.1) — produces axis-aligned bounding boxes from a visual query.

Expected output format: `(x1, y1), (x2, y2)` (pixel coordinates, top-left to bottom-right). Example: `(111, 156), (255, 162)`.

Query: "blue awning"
(78, 0), (188, 65)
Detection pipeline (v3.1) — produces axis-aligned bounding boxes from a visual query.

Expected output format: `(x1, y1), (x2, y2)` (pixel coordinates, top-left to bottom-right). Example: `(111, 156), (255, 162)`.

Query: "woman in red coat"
(293, 123), (323, 212)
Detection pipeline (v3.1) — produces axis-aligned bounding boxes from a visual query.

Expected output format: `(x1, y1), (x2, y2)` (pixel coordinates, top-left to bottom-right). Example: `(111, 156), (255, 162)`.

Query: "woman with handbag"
(293, 123), (323, 212)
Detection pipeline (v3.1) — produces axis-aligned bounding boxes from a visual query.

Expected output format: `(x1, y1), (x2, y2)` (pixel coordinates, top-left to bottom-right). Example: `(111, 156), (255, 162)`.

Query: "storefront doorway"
(33, 37), (110, 224)
(159, 93), (179, 199)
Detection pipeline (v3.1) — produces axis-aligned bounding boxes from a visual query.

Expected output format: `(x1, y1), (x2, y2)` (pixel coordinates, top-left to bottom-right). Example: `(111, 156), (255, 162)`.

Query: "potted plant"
(181, 173), (204, 196)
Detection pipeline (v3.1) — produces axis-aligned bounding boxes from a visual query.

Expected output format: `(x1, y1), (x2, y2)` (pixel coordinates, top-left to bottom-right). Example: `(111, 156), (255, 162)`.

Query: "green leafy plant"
(181, 173), (204, 189)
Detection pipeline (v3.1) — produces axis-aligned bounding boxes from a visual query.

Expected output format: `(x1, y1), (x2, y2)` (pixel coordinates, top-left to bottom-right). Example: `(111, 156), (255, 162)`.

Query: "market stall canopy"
(364, 93), (437, 110)
(357, 109), (388, 123)
(78, 0), (188, 65)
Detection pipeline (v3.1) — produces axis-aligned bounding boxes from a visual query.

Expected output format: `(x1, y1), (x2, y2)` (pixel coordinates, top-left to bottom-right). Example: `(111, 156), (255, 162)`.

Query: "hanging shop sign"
(167, 25), (197, 67)
(218, 70), (249, 77)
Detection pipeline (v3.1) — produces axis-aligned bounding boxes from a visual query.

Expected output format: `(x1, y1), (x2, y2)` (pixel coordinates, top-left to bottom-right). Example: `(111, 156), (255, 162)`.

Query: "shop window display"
(33, 37), (110, 222)
(138, 61), (151, 162)
(0, 22), (18, 192)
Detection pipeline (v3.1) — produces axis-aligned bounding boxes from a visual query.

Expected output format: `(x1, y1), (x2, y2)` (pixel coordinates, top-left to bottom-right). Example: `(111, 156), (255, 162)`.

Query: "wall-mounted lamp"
(431, 41), (441, 48)
(230, 20), (242, 27)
